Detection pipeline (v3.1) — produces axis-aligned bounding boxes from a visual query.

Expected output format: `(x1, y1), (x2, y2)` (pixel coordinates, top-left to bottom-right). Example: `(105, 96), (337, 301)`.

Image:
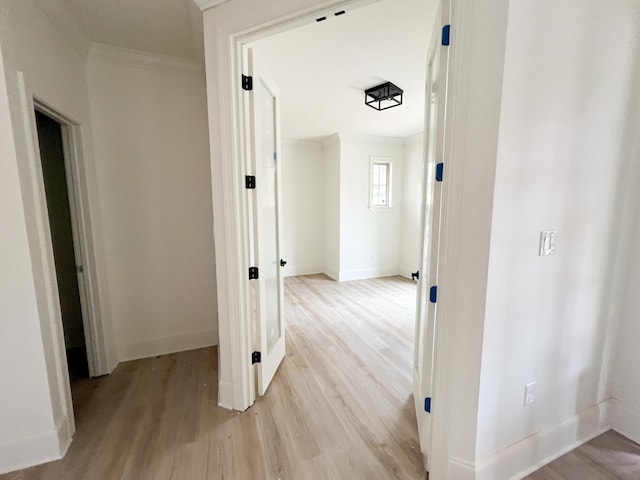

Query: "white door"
(248, 50), (286, 396)
(413, 19), (449, 469)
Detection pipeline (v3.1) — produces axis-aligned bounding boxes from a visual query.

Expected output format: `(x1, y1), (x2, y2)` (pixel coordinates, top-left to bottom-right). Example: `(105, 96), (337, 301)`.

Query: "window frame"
(369, 156), (394, 209)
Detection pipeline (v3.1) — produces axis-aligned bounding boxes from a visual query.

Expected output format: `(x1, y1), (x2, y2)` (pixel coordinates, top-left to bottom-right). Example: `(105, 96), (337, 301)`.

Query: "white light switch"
(539, 230), (557, 256)
(524, 382), (537, 406)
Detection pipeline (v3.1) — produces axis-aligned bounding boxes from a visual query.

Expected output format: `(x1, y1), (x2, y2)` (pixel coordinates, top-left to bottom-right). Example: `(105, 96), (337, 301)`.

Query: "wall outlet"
(524, 382), (536, 406)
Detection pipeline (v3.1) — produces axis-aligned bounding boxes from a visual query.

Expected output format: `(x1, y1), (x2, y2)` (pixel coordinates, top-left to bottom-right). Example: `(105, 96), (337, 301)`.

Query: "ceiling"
(252, 0), (438, 140)
(36, 0), (437, 140)
(36, 0), (204, 60)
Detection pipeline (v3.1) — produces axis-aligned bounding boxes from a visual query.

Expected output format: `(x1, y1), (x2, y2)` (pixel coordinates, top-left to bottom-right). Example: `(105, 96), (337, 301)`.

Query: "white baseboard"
(475, 401), (611, 480)
(284, 264), (323, 277)
(338, 267), (400, 282)
(0, 419), (69, 474)
(118, 328), (218, 362)
(399, 272), (417, 281)
(609, 397), (640, 445)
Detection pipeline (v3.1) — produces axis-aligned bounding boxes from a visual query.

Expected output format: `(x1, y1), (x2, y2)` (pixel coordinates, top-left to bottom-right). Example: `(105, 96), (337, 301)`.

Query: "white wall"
(0, 0), (115, 472)
(87, 46), (218, 361)
(283, 133), (419, 282)
(323, 134), (341, 280)
(281, 139), (324, 276)
(400, 132), (425, 276)
(475, 1), (640, 478)
(338, 134), (405, 281)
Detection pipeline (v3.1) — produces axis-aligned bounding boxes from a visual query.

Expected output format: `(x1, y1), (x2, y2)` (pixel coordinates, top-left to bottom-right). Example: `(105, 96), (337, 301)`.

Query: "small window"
(370, 158), (393, 208)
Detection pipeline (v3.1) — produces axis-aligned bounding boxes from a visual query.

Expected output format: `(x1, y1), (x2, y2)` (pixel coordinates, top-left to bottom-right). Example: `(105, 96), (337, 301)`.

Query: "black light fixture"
(365, 81), (403, 111)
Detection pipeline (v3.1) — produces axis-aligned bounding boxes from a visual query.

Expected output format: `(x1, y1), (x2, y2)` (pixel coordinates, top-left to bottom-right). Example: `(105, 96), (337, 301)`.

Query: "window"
(370, 157), (393, 208)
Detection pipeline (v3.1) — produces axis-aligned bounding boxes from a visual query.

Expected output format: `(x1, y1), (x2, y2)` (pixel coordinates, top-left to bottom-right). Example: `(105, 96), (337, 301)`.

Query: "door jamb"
(14, 72), (111, 385)
(213, 4), (460, 476)
(207, 0), (499, 475)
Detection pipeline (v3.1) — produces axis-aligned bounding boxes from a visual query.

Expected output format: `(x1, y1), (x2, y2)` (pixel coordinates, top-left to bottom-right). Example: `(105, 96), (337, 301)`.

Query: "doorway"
(34, 110), (89, 382)
(204, 0), (454, 474)
(242, 0), (436, 468)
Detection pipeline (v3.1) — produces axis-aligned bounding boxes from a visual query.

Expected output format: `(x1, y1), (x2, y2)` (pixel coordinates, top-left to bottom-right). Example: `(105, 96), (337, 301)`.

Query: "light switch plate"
(539, 230), (557, 256)
(524, 382), (536, 406)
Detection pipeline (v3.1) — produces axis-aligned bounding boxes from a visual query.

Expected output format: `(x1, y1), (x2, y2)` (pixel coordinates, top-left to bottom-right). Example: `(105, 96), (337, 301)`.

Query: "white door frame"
(202, 0), (384, 412)
(11, 72), (112, 440)
(426, 1), (510, 477)
(200, 0), (489, 476)
(31, 98), (105, 379)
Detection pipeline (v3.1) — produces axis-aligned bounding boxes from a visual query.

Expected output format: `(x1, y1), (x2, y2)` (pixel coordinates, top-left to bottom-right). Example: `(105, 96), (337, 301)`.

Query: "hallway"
(2, 275), (423, 479)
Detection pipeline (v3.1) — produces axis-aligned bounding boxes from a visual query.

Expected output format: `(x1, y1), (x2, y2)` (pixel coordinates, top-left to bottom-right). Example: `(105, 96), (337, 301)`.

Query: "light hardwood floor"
(2, 274), (425, 480)
(525, 430), (640, 480)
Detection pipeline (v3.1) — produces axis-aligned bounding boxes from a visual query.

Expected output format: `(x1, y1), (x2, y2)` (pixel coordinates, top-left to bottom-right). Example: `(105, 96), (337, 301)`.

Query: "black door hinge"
(442, 24), (451, 46)
(430, 286), (438, 303)
(435, 163), (444, 182)
(411, 271), (420, 281)
(249, 267), (259, 280)
(245, 175), (256, 189)
(425, 397), (432, 413)
(252, 351), (261, 364)
(242, 74), (253, 91)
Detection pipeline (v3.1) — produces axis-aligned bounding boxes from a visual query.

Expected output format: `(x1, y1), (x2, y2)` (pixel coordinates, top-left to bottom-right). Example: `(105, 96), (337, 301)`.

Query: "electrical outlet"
(524, 382), (536, 406)
(539, 231), (557, 256)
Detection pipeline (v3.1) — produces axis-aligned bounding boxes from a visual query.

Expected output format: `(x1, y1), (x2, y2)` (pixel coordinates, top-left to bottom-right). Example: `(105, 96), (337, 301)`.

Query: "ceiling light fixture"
(364, 81), (403, 111)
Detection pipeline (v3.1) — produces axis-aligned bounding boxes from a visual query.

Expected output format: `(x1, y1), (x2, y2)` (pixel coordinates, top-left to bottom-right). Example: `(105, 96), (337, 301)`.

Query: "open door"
(247, 49), (286, 396)
(413, 16), (449, 469)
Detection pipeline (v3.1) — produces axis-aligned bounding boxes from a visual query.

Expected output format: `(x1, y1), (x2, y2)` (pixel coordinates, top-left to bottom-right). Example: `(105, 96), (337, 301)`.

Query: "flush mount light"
(364, 81), (403, 111)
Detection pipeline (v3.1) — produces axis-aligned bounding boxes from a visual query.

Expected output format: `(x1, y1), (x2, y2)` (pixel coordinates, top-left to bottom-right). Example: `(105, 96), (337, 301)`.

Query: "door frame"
(208, 0), (449, 406)
(203, 0), (467, 475)
(14, 73), (111, 382)
(32, 100), (103, 377)
(205, 0), (384, 412)
(204, 0), (510, 475)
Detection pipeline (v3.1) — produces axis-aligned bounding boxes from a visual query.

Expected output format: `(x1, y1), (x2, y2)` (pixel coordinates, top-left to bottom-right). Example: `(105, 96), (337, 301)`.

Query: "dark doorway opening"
(35, 110), (89, 382)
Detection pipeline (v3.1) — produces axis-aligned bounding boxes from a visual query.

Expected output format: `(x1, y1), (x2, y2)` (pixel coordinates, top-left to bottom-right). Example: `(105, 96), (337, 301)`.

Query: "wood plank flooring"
(2, 274), (425, 480)
(525, 430), (640, 480)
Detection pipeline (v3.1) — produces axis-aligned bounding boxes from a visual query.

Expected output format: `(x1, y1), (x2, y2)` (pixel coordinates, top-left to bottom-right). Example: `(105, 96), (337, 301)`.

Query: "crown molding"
(404, 131), (424, 145)
(193, 0), (231, 12)
(88, 43), (204, 74)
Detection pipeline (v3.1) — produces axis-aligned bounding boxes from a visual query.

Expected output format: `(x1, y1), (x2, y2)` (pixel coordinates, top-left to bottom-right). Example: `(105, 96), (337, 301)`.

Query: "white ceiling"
(36, 0), (204, 60)
(35, 0), (436, 140)
(252, 0), (438, 140)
